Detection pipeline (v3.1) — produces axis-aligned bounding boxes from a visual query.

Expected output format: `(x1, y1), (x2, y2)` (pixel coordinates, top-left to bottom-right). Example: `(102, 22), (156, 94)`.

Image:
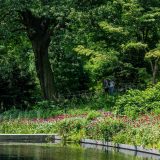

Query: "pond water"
(0, 142), (157, 160)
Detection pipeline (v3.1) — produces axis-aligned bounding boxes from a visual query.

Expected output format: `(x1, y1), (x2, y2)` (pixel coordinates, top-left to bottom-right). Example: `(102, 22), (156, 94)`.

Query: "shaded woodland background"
(0, 0), (160, 111)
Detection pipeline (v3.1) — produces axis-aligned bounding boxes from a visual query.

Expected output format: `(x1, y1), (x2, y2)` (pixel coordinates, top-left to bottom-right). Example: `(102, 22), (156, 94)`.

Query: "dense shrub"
(0, 120), (57, 134)
(57, 118), (86, 141)
(1, 107), (64, 120)
(113, 124), (160, 149)
(86, 111), (101, 120)
(100, 118), (125, 141)
(114, 83), (160, 118)
(0, 45), (39, 111)
(85, 118), (125, 141)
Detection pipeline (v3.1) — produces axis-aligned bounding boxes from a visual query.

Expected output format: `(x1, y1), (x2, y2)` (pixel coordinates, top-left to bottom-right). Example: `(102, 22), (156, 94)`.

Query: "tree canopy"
(0, 0), (160, 110)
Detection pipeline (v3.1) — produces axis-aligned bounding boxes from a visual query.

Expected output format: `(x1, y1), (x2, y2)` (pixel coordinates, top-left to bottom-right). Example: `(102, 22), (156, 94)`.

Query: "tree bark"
(32, 35), (57, 100)
(152, 67), (157, 85)
(19, 9), (57, 100)
(151, 59), (159, 85)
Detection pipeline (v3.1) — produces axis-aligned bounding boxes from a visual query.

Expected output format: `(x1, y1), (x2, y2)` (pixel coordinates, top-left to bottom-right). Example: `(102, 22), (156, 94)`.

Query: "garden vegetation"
(0, 0), (160, 150)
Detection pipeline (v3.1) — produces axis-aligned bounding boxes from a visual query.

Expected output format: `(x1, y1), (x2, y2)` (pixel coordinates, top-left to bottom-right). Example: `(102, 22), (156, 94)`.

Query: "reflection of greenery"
(34, 142), (83, 150)
(61, 142), (83, 151)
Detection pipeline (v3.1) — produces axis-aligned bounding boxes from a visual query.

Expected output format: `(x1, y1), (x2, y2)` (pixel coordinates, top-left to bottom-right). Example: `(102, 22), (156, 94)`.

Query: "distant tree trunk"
(150, 59), (159, 85)
(19, 9), (57, 100)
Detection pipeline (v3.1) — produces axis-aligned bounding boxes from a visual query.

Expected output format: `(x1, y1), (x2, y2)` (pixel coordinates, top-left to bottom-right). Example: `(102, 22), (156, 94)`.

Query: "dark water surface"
(0, 143), (157, 160)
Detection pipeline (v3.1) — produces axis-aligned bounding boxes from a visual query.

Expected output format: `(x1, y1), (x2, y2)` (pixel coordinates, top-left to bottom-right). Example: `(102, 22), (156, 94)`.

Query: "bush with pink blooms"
(1, 111), (160, 149)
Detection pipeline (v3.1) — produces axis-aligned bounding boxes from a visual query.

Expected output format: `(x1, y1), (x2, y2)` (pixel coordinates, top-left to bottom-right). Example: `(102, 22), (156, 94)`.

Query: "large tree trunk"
(32, 35), (57, 100)
(19, 9), (57, 100)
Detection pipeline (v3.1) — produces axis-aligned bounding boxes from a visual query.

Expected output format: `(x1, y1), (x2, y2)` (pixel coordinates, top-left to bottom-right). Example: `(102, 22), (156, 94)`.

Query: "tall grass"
(1, 92), (118, 120)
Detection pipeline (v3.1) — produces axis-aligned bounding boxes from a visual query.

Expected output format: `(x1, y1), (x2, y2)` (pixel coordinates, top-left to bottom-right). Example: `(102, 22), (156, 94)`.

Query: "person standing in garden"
(103, 79), (109, 93)
(109, 80), (115, 95)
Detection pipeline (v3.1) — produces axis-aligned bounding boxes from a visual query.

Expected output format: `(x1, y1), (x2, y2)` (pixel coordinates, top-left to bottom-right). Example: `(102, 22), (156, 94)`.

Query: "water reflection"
(0, 143), (156, 160)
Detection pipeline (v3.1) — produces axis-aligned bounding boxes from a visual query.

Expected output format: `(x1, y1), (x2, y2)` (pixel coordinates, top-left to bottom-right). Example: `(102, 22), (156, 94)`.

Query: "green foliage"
(113, 124), (160, 149)
(57, 118), (86, 141)
(145, 48), (160, 59)
(0, 0), (160, 108)
(50, 45), (88, 95)
(122, 42), (148, 52)
(0, 120), (57, 134)
(85, 118), (125, 141)
(1, 111), (160, 149)
(86, 111), (101, 120)
(121, 42), (148, 69)
(89, 94), (117, 110)
(1, 106), (64, 120)
(114, 82), (160, 118)
(0, 44), (39, 111)
(99, 21), (124, 34)
(100, 118), (125, 141)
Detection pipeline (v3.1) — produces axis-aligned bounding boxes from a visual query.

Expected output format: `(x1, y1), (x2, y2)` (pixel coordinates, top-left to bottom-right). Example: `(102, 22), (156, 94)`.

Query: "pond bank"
(0, 134), (160, 159)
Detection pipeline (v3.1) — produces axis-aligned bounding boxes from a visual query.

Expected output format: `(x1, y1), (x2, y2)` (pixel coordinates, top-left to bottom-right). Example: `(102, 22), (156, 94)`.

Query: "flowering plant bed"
(1, 111), (160, 150)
